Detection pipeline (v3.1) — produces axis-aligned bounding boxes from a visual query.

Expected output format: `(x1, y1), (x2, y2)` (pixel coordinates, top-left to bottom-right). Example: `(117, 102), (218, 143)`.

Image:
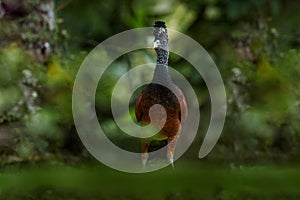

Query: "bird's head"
(153, 21), (169, 52)
(153, 21), (169, 65)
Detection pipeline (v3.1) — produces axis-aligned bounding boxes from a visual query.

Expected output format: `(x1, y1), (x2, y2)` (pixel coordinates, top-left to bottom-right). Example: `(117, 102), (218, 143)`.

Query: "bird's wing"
(135, 90), (144, 122)
(175, 86), (188, 123)
(179, 93), (188, 123)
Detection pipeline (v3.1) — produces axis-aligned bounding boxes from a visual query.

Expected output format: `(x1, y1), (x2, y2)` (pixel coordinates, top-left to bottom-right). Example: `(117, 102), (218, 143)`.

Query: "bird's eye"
(154, 40), (161, 48)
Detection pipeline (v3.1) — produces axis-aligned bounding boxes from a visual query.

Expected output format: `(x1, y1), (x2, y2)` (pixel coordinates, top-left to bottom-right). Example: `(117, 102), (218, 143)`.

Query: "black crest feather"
(154, 21), (166, 28)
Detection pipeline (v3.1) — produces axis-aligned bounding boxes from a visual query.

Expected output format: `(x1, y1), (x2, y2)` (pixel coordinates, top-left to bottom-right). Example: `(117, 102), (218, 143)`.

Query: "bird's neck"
(152, 25), (171, 85)
(152, 49), (172, 84)
(156, 49), (168, 65)
(152, 64), (171, 84)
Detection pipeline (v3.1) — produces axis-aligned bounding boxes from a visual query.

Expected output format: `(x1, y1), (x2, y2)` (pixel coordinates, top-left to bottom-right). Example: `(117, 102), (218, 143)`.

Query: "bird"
(135, 21), (188, 168)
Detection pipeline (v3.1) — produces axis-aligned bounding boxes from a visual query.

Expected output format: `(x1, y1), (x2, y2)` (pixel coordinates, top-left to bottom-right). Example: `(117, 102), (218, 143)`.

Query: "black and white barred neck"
(153, 21), (169, 65)
(152, 21), (171, 84)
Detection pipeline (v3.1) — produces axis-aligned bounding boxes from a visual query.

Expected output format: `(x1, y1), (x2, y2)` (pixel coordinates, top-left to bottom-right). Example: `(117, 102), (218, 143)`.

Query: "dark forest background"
(0, 0), (300, 199)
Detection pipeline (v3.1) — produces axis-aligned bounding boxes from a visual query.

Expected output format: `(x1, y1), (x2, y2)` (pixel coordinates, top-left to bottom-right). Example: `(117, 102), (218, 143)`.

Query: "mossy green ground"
(1, 160), (300, 199)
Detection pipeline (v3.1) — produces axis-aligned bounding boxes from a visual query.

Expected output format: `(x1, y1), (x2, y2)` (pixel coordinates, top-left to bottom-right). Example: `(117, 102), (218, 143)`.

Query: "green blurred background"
(0, 0), (300, 199)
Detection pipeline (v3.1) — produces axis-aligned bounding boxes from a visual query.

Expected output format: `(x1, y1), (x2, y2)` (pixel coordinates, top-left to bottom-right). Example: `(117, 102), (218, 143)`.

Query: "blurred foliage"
(0, 0), (300, 164)
(1, 0), (300, 199)
(1, 162), (300, 199)
(0, 43), (80, 159)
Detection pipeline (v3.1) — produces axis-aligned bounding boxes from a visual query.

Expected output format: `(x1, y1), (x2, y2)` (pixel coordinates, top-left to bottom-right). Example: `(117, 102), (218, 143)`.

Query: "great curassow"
(135, 21), (188, 168)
